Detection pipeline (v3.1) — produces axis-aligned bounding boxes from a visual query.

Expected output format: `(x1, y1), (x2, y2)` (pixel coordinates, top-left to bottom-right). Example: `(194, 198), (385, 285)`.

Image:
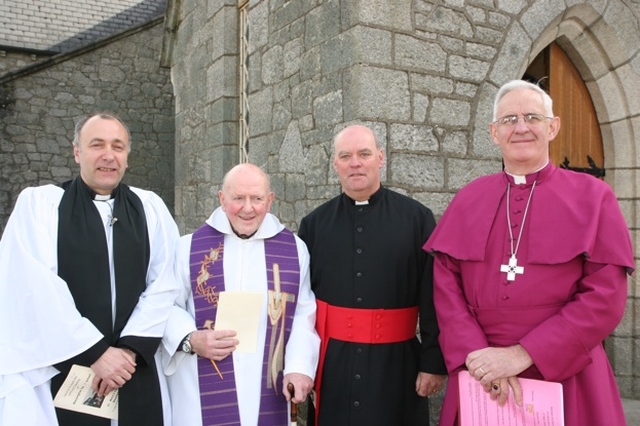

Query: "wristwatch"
(180, 333), (195, 354)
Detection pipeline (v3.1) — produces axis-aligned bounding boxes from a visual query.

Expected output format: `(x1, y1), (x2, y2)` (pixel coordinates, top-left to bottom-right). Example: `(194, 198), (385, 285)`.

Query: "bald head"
(219, 164), (274, 237)
(222, 163), (271, 192)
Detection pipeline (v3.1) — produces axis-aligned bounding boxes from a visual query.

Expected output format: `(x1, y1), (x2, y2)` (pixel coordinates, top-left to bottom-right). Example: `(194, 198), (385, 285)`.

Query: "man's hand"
(465, 345), (532, 407)
(190, 329), (238, 361)
(283, 373), (314, 403)
(465, 345), (533, 387)
(415, 372), (447, 397)
(91, 347), (137, 396)
(484, 376), (523, 407)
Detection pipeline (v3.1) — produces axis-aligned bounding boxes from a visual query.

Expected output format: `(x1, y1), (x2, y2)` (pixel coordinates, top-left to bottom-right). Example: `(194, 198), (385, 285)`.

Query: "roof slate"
(0, 0), (167, 53)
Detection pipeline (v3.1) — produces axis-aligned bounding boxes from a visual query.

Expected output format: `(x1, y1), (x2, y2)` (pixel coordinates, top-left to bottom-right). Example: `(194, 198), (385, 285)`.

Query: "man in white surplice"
(160, 163), (320, 425)
(0, 114), (180, 426)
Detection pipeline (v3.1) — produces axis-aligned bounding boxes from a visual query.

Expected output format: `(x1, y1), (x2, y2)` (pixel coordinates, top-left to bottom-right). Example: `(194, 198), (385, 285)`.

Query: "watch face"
(182, 341), (191, 353)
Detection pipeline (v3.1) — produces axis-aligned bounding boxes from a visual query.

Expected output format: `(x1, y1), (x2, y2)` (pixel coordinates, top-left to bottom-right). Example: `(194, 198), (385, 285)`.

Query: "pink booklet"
(458, 370), (564, 426)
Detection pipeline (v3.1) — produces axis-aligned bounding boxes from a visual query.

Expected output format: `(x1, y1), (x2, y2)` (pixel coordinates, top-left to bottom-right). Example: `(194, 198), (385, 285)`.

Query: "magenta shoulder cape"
(424, 164), (634, 272)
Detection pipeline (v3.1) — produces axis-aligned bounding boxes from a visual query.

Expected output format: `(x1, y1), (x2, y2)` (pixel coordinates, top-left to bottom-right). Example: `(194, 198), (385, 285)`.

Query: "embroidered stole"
(190, 225), (300, 425)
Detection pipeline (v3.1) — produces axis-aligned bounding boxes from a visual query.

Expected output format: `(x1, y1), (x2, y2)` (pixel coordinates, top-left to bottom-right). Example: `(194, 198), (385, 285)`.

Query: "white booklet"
(53, 364), (118, 420)
(214, 291), (263, 353)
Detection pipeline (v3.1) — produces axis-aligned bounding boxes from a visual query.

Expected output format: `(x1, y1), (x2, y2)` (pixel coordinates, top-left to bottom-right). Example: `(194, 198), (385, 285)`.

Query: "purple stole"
(189, 224), (300, 426)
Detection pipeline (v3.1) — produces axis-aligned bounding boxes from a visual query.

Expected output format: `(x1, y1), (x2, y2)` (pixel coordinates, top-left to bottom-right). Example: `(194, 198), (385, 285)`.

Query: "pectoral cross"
(500, 255), (524, 281)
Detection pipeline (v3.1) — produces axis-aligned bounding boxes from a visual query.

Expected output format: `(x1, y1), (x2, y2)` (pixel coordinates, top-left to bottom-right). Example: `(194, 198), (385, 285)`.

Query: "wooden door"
(525, 42), (605, 178)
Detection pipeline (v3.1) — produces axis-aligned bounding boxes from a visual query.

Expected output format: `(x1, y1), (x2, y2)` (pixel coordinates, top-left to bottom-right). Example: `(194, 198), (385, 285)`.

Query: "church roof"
(0, 0), (167, 53)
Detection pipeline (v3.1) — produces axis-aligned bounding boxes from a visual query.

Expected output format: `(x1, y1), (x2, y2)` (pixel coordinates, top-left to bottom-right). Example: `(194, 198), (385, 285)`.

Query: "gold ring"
(479, 367), (486, 375)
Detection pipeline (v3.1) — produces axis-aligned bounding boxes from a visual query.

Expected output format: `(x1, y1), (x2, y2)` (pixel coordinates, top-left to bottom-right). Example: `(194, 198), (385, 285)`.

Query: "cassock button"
(502, 295), (509, 300)
(356, 348), (363, 354)
(353, 401), (360, 407)
(356, 272), (362, 277)
(356, 297), (362, 303)
(356, 226), (363, 232)
(347, 323), (352, 328)
(376, 314), (382, 320)
(375, 334), (381, 340)
(356, 248), (362, 254)
(355, 374), (361, 379)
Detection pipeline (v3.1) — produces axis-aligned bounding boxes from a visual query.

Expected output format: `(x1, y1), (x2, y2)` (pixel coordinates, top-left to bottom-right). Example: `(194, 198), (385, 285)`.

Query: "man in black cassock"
(0, 113), (179, 425)
(298, 124), (447, 425)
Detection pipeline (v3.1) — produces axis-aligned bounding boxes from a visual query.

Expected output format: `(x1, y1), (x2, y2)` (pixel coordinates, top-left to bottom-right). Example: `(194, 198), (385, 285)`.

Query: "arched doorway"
(524, 42), (605, 179)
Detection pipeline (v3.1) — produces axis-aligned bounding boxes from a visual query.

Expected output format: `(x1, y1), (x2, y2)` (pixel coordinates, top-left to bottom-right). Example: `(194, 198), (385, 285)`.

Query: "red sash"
(314, 299), (418, 421)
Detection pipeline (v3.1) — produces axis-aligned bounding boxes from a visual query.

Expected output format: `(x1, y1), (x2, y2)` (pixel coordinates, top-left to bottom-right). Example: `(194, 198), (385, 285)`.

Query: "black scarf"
(52, 176), (162, 426)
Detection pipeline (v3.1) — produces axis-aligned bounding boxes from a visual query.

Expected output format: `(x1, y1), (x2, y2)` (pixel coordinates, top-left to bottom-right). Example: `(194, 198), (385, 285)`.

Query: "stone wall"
(0, 19), (175, 235)
(168, 0), (240, 234)
(0, 50), (55, 77)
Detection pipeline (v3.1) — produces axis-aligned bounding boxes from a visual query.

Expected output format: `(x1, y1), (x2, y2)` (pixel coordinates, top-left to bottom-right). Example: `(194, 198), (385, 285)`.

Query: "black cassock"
(299, 186), (446, 426)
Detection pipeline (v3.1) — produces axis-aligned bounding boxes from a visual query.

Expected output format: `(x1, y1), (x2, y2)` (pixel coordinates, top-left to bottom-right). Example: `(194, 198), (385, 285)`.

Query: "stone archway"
(548, 6), (640, 188)
(478, 2), (640, 187)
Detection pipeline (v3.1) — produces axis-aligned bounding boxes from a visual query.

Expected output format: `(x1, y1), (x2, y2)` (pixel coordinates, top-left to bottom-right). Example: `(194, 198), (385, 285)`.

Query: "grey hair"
(493, 80), (554, 121)
(73, 113), (131, 151)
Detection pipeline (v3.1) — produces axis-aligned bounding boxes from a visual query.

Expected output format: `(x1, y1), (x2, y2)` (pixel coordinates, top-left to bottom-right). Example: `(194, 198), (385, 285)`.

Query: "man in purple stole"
(161, 163), (320, 425)
(424, 80), (634, 426)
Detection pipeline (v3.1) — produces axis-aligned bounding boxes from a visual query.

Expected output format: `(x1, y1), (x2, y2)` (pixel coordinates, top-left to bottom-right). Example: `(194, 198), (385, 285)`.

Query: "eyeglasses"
(493, 113), (553, 127)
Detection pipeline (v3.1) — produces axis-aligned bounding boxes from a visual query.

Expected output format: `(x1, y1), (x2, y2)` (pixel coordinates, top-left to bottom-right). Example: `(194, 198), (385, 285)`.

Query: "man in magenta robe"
(424, 79), (634, 426)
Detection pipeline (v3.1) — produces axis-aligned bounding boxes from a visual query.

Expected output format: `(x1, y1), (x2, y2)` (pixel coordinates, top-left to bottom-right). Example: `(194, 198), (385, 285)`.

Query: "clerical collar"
(505, 160), (549, 185)
(79, 179), (119, 200)
(345, 185), (384, 205)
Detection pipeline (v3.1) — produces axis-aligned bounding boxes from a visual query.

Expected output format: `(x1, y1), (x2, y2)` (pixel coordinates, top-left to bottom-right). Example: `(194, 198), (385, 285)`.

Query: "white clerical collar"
(511, 175), (527, 185)
(355, 200), (369, 205)
(506, 160), (549, 185)
(94, 194), (112, 201)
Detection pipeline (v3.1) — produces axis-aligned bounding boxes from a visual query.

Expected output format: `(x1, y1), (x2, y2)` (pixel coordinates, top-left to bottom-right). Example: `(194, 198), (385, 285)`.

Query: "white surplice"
(160, 207), (320, 426)
(0, 184), (180, 426)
